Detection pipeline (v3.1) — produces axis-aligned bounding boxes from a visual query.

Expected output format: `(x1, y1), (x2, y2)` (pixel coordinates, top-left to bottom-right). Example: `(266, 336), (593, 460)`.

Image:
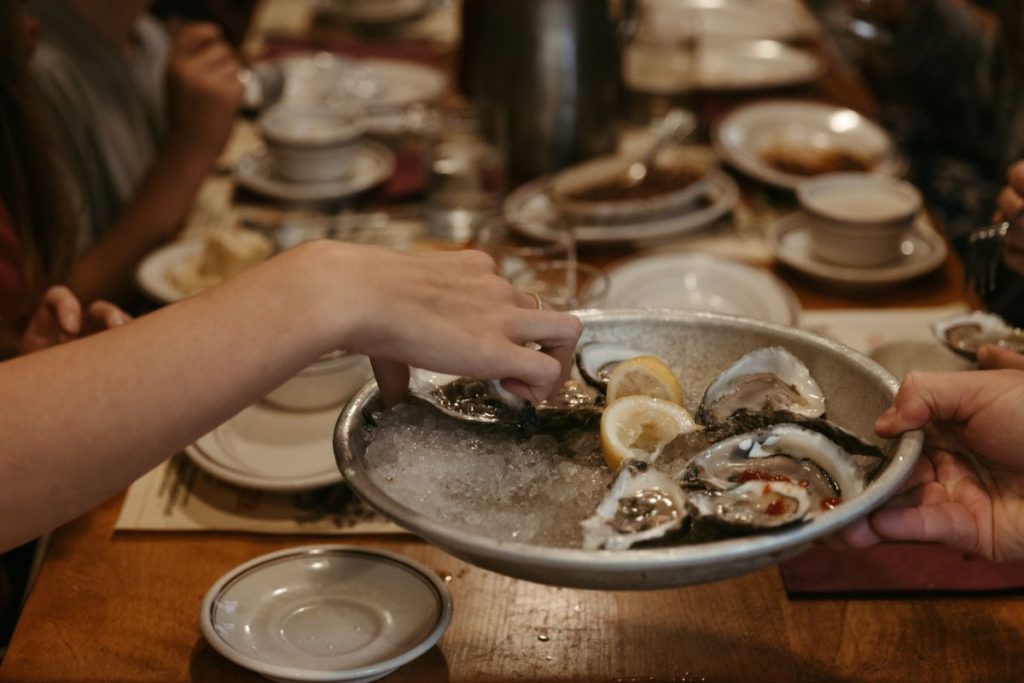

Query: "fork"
(965, 218), (1012, 296)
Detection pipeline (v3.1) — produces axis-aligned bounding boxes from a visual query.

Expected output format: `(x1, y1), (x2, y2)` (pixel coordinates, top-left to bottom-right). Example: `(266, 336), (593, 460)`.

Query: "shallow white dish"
(186, 401), (344, 491)
(235, 140), (395, 203)
(769, 211), (947, 289)
(317, 0), (435, 26)
(598, 252), (801, 326)
(646, 0), (817, 42)
(505, 167), (739, 245)
(201, 545), (452, 683)
(265, 353), (374, 412)
(135, 240), (204, 304)
(268, 53), (448, 114)
(698, 40), (825, 91)
(713, 100), (906, 190)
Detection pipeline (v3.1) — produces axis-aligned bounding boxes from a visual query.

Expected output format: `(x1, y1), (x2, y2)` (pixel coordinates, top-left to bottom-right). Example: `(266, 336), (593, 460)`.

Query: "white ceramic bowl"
(201, 545), (452, 683)
(264, 352), (373, 412)
(796, 173), (922, 267)
(259, 104), (365, 183)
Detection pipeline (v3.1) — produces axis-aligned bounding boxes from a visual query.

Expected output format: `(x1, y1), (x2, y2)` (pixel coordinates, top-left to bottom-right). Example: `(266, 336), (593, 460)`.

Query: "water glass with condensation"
(508, 260), (610, 311)
(423, 102), (507, 244)
(471, 218), (576, 279)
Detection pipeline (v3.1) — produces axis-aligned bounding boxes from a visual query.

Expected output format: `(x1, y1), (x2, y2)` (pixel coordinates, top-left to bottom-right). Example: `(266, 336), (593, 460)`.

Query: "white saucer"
(201, 545), (452, 683)
(598, 251), (801, 325)
(504, 167), (739, 245)
(625, 40), (824, 94)
(264, 53), (448, 114)
(235, 140), (395, 203)
(768, 212), (948, 289)
(186, 401), (344, 492)
(645, 0), (817, 42)
(135, 240), (204, 304)
(316, 0), (435, 26)
(713, 100), (906, 190)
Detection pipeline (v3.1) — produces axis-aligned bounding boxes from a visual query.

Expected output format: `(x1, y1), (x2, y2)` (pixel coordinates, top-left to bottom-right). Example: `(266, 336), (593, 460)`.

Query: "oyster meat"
(697, 347), (825, 425)
(689, 480), (813, 529)
(932, 311), (1024, 360)
(408, 370), (527, 424)
(581, 461), (688, 550)
(679, 423), (879, 531)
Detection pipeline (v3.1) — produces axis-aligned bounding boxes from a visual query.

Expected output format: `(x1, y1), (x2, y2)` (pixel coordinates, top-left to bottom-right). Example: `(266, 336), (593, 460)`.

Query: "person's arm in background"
(0, 242), (582, 554)
(66, 23), (243, 304)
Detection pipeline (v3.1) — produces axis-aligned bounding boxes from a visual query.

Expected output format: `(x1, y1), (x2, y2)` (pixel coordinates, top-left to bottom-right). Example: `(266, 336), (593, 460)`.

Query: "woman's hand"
(995, 160), (1024, 274)
(319, 245), (583, 407)
(21, 286), (131, 354)
(841, 369), (1024, 561)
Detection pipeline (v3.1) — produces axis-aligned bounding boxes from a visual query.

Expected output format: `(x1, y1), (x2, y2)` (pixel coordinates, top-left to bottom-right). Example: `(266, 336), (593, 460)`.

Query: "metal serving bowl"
(334, 310), (922, 590)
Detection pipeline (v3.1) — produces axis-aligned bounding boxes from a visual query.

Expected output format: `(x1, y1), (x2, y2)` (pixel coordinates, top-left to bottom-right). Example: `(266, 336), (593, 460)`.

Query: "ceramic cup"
(259, 104), (365, 183)
(264, 351), (373, 411)
(796, 172), (922, 267)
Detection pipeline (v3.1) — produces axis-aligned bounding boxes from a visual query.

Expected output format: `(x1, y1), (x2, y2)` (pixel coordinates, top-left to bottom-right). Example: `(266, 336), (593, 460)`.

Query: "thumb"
(977, 344), (1024, 371)
(371, 357), (410, 408)
(875, 370), (987, 437)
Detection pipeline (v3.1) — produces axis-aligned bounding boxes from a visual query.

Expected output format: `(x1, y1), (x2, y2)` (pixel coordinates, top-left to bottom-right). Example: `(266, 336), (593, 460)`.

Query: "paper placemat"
(801, 303), (970, 354)
(115, 453), (402, 535)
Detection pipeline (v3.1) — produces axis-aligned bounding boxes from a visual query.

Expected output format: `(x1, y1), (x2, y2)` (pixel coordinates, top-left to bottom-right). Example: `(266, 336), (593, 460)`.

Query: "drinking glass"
(621, 2), (701, 99)
(423, 101), (507, 244)
(508, 260), (610, 311)
(471, 218), (576, 279)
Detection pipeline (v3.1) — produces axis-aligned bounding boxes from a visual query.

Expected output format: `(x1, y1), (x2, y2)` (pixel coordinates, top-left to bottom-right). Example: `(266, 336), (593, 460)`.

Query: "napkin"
(780, 545), (1024, 594)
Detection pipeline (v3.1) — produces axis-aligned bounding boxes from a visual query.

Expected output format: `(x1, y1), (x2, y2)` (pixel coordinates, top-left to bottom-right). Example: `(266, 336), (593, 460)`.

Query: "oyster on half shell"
(575, 342), (648, 392)
(932, 311), (1024, 360)
(581, 461), (688, 550)
(697, 347), (825, 425)
(679, 423), (881, 530)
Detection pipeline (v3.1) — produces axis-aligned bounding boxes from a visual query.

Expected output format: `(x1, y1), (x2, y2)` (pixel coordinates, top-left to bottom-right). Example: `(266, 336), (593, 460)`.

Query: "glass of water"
(423, 101), (507, 244)
(508, 260), (610, 311)
(471, 217), (576, 279)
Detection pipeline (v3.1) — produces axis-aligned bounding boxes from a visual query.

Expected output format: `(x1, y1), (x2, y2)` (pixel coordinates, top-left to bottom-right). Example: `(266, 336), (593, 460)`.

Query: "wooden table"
(1, 2), (1010, 681)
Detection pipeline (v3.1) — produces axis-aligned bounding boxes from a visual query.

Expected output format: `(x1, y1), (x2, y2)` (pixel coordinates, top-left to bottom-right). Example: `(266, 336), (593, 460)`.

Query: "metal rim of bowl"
(334, 310), (923, 580)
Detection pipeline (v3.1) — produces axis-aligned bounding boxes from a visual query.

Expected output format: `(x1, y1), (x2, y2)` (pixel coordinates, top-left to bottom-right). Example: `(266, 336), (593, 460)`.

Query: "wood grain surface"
(3, 494), (1024, 682)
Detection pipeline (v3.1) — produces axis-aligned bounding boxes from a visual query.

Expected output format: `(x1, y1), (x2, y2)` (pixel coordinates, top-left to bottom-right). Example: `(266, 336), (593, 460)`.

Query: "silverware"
(622, 108), (696, 188)
(964, 213), (1018, 295)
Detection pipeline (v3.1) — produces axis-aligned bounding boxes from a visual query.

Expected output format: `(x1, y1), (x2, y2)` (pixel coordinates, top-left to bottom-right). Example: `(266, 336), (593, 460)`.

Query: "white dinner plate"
(504, 167), (739, 245)
(315, 0), (436, 26)
(625, 40), (824, 94)
(644, 0), (817, 42)
(598, 251), (801, 325)
(268, 53), (448, 113)
(134, 240), (204, 304)
(235, 140), (395, 203)
(713, 100), (907, 190)
(768, 211), (948, 289)
(201, 545), (452, 683)
(186, 401), (344, 491)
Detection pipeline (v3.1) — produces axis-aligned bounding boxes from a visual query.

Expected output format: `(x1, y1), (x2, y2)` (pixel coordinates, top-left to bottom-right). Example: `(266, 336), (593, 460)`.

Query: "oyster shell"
(581, 461), (688, 550)
(575, 342), (648, 392)
(681, 423), (874, 511)
(932, 311), (1024, 360)
(408, 370), (528, 424)
(697, 347), (825, 425)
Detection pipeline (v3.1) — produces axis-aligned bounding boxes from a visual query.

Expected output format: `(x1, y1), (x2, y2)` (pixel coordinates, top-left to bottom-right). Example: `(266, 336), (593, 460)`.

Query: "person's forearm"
(0, 243), (351, 551)
(68, 141), (218, 304)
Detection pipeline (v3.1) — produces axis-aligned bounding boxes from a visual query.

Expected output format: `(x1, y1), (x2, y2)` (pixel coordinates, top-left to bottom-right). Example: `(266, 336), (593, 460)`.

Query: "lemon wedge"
(606, 355), (684, 405)
(600, 395), (697, 471)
